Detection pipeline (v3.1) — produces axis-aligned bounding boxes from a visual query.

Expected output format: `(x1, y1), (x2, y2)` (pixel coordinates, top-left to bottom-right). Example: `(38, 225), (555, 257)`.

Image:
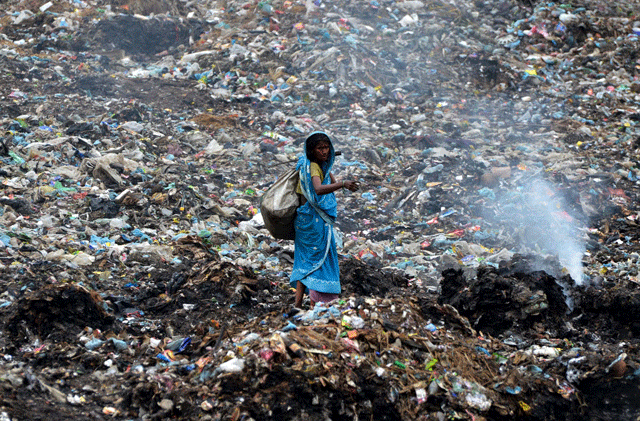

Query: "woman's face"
(312, 140), (331, 163)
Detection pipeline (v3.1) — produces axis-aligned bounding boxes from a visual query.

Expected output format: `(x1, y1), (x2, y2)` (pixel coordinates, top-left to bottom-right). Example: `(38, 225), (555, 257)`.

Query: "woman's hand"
(314, 176), (360, 195)
(343, 180), (359, 192)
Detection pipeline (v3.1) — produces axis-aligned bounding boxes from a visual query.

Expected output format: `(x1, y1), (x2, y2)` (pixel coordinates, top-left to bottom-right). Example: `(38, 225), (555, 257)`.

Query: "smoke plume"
(484, 177), (586, 285)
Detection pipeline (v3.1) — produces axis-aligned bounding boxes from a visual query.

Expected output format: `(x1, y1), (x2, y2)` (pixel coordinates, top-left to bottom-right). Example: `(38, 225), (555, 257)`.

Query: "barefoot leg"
(294, 281), (304, 308)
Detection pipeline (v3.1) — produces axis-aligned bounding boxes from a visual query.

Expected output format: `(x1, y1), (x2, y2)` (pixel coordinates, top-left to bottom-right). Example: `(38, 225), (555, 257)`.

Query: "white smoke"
(485, 177), (586, 284)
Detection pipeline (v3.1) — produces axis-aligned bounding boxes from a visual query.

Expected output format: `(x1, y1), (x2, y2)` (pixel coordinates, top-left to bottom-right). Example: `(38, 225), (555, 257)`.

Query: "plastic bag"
(260, 168), (300, 240)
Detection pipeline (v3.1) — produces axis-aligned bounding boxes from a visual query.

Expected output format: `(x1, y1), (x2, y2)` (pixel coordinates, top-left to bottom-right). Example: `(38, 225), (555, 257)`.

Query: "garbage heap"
(2, 254), (639, 421)
(1, 0), (640, 419)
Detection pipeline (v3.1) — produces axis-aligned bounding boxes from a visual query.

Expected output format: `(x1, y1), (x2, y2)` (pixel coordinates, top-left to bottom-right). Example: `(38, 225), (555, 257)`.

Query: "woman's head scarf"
(296, 131), (337, 218)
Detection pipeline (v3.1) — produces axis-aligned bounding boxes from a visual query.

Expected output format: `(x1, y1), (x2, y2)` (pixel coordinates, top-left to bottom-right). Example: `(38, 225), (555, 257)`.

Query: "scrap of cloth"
(289, 132), (341, 300)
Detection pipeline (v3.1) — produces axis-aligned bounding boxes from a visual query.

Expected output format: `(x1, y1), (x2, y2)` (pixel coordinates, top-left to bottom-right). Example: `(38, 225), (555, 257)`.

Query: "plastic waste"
(85, 338), (104, 350)
(218, 358), (245, 373)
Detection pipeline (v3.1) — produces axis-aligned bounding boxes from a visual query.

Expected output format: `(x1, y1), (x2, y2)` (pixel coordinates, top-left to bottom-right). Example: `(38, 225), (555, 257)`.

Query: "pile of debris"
(1, 0), (640, 419)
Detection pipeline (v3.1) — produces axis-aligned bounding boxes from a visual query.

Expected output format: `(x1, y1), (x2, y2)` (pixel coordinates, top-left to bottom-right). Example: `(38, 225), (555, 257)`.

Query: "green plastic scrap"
(394, 360), (406, 369)
(425, 358), (438, 371)
(492, 352), (508, 364)
(8, 151), (25, 164)
(198, 230), (212, 238)
(53, 181), (77, 193)
(17, 233), (32, 243)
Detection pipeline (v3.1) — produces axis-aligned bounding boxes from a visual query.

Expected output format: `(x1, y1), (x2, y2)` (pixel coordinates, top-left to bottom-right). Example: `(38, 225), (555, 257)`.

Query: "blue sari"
(289, 132), (341, 296)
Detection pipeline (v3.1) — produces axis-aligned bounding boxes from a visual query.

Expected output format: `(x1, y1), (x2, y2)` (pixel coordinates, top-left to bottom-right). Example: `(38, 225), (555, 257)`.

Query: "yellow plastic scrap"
(38, 186), (57, 195)
(341, 317), (351, 329)
(425, 358), (438, 371)
(519, 401), (531, 412)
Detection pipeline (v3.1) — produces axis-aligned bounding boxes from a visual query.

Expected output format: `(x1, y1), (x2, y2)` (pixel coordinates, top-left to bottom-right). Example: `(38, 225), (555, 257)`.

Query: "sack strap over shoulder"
(298, 170), (335, 226)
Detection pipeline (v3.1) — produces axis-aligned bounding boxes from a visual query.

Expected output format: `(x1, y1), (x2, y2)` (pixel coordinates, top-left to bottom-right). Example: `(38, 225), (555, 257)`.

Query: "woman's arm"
(312, 176), (359, 195)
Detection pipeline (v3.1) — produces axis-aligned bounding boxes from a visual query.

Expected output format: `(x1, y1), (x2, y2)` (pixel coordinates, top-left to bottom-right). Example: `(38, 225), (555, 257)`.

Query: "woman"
(290, 132), (359, 308)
